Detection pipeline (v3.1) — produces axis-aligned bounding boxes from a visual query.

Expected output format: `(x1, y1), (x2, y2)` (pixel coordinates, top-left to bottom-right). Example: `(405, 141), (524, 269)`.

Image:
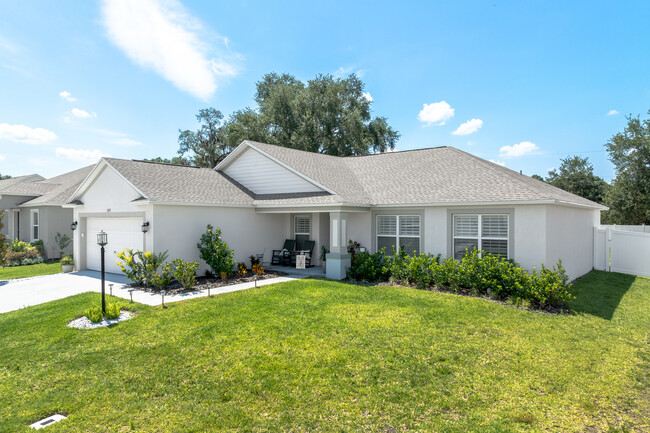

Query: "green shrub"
(347, 249), (390, 282)
(9, 239), (33, 252)
(116, 249), (168, 285)
(252, 263), (264, 276)
(197, 225), (235, 277)
(5, 240), (39, 265)
(347, 247), (573, 310)
(61, 255), (74, 265)
(172, 258), (198, 289)
(30, 240), (44, 255)
(150, 262), (173, 289)
(85, 305), (103, 323)
(105, 302), (121, 320)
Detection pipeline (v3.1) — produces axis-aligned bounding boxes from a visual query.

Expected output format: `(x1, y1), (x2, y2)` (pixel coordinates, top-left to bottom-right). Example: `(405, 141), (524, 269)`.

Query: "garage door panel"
(86, 217), (143, 274)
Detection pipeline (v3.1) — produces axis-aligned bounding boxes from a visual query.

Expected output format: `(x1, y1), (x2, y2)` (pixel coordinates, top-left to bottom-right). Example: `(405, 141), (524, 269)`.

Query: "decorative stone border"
(67, 311), (135, 329)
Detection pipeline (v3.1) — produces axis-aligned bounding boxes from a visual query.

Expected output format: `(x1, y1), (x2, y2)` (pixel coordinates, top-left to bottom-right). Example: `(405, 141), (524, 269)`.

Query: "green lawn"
(0, 261), (62, 280)
(0, 271), (648, 432)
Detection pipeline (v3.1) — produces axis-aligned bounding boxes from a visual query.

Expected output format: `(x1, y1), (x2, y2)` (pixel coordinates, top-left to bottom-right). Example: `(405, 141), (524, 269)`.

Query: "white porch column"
(326, 211), (350, 279)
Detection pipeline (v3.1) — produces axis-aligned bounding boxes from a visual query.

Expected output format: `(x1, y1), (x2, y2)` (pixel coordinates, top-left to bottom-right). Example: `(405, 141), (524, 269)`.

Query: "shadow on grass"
(570, 270), (637, 320)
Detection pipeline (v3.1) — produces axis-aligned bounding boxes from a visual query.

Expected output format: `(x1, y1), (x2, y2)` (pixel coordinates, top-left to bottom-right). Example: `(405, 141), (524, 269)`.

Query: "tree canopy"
(168, 73), (400, 167)
(0, 173), (10, 180)
(603, 112), (650, 224)
(544, 155), (609, 204)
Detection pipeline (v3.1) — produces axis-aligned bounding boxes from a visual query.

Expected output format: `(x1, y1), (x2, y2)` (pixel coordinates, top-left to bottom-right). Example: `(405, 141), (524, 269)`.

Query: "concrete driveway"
(0, 270), (303, 314)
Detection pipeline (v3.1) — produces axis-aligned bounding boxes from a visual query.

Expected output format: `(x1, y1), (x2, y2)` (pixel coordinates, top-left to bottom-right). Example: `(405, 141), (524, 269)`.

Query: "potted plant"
(320, 246), (329, 273)
(61, 255), (74, 273)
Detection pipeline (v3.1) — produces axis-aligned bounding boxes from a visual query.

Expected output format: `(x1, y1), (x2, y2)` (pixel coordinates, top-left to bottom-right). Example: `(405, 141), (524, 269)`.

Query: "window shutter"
(377, 216), (397, 236)
(482, 215), (508, 238)
(454, 215), (478, 237)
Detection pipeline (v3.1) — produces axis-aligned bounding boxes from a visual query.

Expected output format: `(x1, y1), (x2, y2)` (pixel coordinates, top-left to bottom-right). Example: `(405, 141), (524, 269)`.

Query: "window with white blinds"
(453, 214), (508, 260)
(30, 209), (39, 241)
(377, 215), (421, 254)
(294, 216), (311, 250)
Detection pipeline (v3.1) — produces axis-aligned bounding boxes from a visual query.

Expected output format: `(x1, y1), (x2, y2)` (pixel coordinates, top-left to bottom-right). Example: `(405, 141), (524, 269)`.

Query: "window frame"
(294, 215), (311, 250)
(376, 214), (421, 254)
(30, 209), (40, 242)
(452, 213), (509, 259)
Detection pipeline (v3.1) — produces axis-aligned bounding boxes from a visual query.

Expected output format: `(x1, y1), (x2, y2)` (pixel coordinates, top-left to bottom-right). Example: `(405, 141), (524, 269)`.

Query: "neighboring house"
(67, 141), (606, 280)
(0, 166), (94, 259)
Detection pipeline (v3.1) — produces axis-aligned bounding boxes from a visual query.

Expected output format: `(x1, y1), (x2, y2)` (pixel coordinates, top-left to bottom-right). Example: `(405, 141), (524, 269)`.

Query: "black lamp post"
(97, 230), (108, 315)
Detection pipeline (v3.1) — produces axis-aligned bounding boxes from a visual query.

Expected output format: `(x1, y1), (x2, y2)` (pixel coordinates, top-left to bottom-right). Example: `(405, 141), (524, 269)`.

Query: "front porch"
(265, 264), (326, 277)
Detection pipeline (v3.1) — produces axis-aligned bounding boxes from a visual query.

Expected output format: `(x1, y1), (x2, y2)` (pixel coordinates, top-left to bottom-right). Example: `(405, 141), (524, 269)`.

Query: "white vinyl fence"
(594, 227), (650, 278)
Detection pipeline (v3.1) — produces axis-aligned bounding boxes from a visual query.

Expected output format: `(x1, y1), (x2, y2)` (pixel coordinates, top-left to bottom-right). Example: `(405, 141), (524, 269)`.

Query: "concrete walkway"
(0, 270), (304, 314)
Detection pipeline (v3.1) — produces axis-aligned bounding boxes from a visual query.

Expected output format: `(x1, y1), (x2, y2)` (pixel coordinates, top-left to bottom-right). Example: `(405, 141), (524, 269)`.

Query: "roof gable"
(217, 141), (336, 195)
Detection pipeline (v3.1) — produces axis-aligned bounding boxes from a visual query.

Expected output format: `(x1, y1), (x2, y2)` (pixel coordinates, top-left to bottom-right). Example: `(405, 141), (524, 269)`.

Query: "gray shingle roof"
(103, 159), (253, 205)
(91, 142), (605, 210)
(245, 141), (604, 209)
(20, 166), (94, 206)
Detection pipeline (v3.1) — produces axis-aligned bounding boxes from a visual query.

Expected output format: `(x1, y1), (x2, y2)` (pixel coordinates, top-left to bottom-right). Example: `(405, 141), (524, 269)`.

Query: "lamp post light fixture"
(128, 288), (134, 303)
(71, 221), (78, 231)
(97, 230), (108, 315)
(254, 274), (259, 288)
(161, 290), (166, 308)
(109, 283), (114, 296)
(141, 221), (150, 233)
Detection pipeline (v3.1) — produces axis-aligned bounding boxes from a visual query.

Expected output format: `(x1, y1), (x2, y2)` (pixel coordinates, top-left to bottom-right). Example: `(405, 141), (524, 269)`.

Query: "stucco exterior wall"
(152, 205), (287, 274)
(73, 166), (152, 271)
(347, 212), (372, 252)
(423, 207), (447, 257)
(512, 205), (547, 272)
(36, 207), (74, 259)
(545, 205), (599, 280)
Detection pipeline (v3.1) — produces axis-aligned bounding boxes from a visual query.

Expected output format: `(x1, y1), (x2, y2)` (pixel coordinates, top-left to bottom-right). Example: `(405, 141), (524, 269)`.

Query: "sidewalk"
(0, 270), (305, 314)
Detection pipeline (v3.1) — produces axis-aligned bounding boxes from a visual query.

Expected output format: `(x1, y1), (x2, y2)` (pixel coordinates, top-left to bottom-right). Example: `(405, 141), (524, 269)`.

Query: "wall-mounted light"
(141, 221), (150, 233)
(71, 221), (78, 231)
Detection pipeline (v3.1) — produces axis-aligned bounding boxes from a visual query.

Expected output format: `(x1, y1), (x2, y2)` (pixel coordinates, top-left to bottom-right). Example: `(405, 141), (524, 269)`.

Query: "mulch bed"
(131, 271), (288, 295)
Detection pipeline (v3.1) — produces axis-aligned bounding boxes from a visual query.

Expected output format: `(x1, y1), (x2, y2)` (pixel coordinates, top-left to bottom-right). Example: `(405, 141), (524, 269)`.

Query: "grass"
(0, 270), (648, 432)
(0, 261), (61, 280)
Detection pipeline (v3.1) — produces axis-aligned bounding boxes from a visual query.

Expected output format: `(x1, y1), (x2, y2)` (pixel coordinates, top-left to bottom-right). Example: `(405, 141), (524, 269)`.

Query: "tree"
(177, 108), (230, 168)
(174, 72), (400, 167)
(255, 72), (399, 156)
(604, 112), (650, 224)
(544, 155), (608, 204)
(143, 156), (190, 165)
(531, 174), (545, 182)
(0, 173), (10, 180)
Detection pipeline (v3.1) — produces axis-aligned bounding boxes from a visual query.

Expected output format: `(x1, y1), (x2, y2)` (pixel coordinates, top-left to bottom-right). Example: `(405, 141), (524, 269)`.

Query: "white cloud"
(0, 123), (57, 144)
(101, 0), (239, 100)
(0, 154), (5, 161)
(418, 101), (454, 126)
(499, 141), (539, 157)
(70, 108), (97, 119)
(607, 109), (619, 116)
(106, 138), (142, 146)
(334, 65), (366, 78)
(59, 91), (77, 102)
(489, 159), (506, 167)
(56, 147), (110, 162)
(362, 92), (373, 102)
(452, 118), (483, 136)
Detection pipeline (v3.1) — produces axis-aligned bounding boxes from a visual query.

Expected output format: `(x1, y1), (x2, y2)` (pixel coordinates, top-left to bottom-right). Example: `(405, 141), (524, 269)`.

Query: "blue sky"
(1, 0), (649, 180)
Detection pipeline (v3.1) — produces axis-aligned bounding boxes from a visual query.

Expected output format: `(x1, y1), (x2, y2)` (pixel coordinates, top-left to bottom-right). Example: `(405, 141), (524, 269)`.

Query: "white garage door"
(86, 217), (144, 274)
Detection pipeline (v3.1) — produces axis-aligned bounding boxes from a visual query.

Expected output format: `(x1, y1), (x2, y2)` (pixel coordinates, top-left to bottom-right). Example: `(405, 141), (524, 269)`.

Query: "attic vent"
(30, 414), (66, 430)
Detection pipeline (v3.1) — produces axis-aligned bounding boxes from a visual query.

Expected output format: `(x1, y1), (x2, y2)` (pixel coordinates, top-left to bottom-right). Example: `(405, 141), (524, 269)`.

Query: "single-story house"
(0, 166), (93, 259)
(66, 141), (606, 280)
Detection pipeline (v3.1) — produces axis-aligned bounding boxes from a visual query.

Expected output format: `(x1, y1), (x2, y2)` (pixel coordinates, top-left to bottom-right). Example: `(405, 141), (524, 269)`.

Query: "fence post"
(606, 227), (612, 272)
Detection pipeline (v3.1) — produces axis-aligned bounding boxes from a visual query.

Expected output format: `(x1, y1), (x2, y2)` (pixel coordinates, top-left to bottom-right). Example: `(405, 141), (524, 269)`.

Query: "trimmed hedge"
(348, 248), (573, 309)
